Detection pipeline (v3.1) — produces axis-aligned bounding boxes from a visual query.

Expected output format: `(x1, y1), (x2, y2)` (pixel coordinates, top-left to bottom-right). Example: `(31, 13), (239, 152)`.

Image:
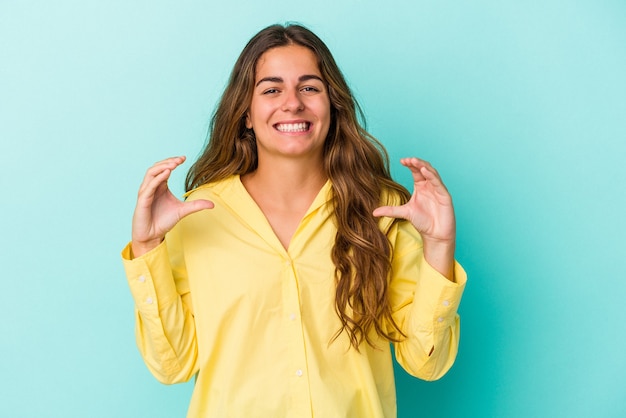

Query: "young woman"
(122, 23), (466, 417)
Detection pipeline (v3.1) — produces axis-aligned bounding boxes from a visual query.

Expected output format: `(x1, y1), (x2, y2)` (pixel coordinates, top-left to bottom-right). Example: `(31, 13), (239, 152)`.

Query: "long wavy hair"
(186, 23), (411, 350)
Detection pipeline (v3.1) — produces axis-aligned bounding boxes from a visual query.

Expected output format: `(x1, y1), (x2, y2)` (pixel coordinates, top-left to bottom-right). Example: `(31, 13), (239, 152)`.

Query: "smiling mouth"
(274, 122), (310, 133)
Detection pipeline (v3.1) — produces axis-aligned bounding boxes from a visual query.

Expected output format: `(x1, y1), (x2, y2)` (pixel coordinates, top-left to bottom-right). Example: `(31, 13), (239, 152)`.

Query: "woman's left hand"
(373, 157), (456, 279)
(374, 157), (455, 242)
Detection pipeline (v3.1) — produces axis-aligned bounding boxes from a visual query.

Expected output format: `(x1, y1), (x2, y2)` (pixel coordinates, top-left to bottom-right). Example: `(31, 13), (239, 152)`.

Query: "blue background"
(1, 1), (625, 417)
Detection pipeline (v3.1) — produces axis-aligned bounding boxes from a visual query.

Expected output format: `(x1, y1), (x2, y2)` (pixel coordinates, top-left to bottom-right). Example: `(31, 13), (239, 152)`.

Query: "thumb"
(179, 199), (215, 220)
(372, 205), (409, 220)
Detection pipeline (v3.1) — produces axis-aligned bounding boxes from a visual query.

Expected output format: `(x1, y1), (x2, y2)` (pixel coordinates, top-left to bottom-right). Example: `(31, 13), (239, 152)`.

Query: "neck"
(242, 157), (327, 203)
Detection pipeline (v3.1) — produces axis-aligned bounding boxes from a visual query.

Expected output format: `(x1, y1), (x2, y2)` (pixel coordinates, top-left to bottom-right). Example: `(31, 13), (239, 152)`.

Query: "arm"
(122, 156), (213, 383)
(121, 235), (198, 383)
(375, 157), (466, 379)
(386, 223), (466, 380)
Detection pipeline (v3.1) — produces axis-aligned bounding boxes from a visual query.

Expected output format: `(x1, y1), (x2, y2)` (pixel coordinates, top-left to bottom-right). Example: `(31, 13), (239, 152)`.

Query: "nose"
(281, 88), (304, 112)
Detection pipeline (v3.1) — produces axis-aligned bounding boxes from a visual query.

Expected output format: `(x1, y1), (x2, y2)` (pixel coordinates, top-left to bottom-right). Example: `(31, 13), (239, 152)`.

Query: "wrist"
(422, 239), (456, 281)
(131, 238), (163, 259)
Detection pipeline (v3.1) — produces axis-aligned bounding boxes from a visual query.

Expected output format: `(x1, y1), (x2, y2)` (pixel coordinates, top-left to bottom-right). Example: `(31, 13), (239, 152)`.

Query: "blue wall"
(1, 1), (625, 417)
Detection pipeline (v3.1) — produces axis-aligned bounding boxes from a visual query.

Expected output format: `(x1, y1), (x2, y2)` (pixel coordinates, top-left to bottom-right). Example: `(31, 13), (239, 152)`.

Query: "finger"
(178, 199), (215, 220)
(154, 155), (186, 165)
(400, 157), (448, 190)
(419, 165), (443, 185)
(373, 205), (410, 220)
(137, 168), (173, 204)
(399, 158), (431, 182)
(138, 156), (187, 194)
(141, 156), (186, 185)
(418, 165), (452, 196)
(400, 157), (432, 169)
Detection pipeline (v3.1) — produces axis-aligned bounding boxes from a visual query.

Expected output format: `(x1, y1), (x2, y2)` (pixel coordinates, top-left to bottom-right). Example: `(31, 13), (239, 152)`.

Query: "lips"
(274, 122), (311, 133)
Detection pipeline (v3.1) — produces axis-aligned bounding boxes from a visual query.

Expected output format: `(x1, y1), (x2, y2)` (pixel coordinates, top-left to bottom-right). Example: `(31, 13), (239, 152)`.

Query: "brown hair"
(186, 23), (411, 350)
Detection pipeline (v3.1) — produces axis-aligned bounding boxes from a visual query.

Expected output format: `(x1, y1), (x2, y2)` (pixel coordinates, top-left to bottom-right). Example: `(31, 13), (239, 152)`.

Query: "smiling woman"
(245, 45), (331, 167)
(121, 23), (466, 418)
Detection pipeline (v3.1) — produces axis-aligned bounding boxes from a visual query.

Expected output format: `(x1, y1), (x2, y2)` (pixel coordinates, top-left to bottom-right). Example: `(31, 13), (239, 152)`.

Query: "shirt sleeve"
(120, 228), (198, 384)
(386, 221), (467, 381)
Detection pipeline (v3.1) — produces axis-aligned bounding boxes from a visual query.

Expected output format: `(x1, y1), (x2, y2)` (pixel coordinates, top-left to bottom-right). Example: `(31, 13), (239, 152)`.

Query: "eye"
(262, 88), (280, 95)
(301, 86), (321, 94)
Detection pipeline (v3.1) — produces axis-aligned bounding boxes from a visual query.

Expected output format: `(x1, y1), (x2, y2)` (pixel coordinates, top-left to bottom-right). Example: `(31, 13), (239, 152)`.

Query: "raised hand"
(131, 156), (214, 258)
(373, 157), (456, 280)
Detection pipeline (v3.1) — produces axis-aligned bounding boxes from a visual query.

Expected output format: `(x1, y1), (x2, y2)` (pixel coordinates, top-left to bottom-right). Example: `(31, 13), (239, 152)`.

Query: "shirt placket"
(281, 255), (313, 417)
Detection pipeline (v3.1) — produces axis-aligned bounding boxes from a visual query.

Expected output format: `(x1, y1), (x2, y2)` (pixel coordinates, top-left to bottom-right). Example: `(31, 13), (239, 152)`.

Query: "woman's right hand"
(131, 156), (214, 258)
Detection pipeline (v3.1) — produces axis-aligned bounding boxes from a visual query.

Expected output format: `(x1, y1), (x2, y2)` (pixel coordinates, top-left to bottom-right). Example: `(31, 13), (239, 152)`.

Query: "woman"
(122, 23), (466, 417)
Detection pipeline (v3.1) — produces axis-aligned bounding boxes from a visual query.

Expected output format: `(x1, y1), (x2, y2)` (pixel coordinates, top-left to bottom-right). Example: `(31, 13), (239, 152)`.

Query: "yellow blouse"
(121, 175), (466, 417)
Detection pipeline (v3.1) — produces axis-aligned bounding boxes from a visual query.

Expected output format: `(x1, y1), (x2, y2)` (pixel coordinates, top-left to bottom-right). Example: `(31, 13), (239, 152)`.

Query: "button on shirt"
(121, 175), (466, 418)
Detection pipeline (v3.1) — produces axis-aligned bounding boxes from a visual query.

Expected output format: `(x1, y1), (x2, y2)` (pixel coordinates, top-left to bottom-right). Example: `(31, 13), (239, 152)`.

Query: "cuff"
(411, 259), (467, 331)
(121, 241), (178, 313)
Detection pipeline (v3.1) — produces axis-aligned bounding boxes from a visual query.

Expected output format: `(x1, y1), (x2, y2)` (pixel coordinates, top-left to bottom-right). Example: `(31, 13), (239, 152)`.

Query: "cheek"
(320, 101), (332, 127)
(246, 101), (274, 129)
(310, 97), (331, 122)
(323, 95), (332, 119)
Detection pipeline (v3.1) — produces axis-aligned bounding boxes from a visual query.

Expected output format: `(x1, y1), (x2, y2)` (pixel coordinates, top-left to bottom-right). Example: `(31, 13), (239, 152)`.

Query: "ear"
(245, 111), (252, 129)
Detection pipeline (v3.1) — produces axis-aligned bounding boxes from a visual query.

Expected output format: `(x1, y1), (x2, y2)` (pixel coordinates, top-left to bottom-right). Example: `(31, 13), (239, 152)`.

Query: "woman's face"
(246, 44), (331, 164)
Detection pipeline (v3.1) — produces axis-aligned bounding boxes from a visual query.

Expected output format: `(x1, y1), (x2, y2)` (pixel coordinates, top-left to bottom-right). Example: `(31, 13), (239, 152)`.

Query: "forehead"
(255, 45), (322, 79)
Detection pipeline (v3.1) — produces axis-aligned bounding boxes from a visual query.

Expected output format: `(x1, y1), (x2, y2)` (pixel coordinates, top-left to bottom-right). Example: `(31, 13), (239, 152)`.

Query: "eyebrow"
(255, 74), (324, 87)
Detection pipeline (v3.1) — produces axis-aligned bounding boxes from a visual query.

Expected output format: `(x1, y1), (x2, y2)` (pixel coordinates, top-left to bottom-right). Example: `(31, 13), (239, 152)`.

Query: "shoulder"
(183, 175), (238, 201)
(379, 185), (406, 207)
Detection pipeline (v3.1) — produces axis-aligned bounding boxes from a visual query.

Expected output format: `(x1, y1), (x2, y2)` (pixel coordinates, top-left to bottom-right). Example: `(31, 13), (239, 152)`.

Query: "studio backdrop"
(1, 1), (625, 417)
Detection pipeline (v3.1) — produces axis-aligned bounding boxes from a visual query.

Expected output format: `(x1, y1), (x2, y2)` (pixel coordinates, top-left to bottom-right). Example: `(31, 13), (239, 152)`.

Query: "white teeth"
(276, 122), (309, 132)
